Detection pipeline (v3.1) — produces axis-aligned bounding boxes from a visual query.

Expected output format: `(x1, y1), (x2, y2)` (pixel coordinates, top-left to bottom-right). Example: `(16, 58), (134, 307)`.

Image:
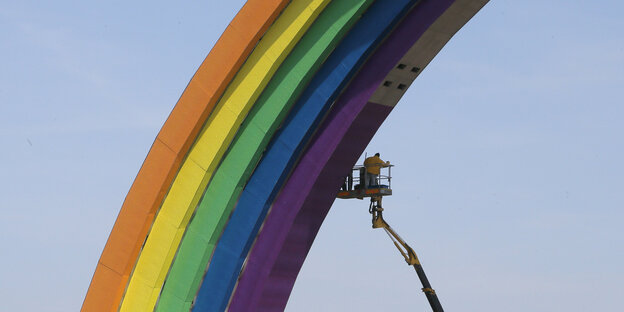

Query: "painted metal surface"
(80, 1), (289, 311)
(119, 1), (331, 310)
(155, 1), (373, 310)
(228, 0), (490, 310)
(83, 0), (489, 310)
(197, 1), (420, 310)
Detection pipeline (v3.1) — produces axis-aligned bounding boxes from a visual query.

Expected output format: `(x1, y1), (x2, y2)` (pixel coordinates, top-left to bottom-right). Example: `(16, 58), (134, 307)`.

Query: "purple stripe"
(257, 102), (393, 311)
(229, 0), (455, 310)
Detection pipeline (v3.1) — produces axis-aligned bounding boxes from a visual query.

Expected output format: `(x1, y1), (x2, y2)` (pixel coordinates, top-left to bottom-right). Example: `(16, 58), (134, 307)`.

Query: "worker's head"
(375, 153), (380, 157)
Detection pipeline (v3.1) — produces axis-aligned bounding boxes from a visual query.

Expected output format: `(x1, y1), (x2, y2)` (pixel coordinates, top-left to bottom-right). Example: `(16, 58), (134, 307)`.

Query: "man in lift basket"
(364, 153), (390, 188)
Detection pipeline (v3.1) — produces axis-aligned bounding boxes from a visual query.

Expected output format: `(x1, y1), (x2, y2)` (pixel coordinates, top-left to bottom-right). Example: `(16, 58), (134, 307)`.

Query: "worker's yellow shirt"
(364, 156), (387, 175)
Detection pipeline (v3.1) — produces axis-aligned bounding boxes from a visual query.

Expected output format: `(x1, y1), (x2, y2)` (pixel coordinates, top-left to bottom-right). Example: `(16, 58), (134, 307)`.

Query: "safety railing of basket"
(344, 164), (393, 191)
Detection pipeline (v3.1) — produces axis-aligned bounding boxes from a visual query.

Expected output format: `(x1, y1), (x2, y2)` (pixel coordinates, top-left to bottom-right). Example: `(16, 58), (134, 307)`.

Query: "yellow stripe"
(119, 0), (330, 310)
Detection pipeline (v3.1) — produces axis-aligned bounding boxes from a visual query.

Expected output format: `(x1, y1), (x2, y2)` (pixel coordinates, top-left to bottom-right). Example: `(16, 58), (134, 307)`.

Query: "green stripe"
(155, 0), (374, 310)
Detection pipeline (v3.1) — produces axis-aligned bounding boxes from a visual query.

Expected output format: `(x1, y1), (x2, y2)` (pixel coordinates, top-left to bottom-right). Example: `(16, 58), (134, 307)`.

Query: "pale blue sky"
(1, 1), (623, 311)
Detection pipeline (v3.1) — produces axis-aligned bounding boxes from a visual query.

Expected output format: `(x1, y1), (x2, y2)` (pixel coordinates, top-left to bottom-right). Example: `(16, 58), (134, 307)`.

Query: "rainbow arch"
(82, 0), (489, 311)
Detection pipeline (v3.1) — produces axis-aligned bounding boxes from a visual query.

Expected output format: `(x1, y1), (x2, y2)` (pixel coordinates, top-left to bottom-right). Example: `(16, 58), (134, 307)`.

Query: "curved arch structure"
(82, 0), (489, 311)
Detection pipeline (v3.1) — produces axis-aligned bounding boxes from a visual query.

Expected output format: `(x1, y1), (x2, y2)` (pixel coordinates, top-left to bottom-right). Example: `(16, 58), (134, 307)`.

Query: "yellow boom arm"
(369, 198), (444, 312)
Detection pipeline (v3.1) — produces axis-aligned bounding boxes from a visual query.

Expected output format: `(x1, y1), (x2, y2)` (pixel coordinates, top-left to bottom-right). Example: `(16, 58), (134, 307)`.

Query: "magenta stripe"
(229, 0), (455, 310)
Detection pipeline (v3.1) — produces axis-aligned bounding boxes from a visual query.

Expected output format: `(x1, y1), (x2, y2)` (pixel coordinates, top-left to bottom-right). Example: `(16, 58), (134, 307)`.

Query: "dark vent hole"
(397, 83), (407, 90)
(397, 64), (407, 69)
(383, 81), (392, 87)
(411, 67), (420, 73)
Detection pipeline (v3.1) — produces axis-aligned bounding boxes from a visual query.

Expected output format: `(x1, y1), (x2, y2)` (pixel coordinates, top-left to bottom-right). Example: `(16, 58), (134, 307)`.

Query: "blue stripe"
(192, 1), (419, 310)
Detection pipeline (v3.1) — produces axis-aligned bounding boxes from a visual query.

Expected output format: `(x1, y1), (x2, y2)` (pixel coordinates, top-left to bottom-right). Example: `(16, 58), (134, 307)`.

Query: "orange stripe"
(81, 1), (289, 311)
